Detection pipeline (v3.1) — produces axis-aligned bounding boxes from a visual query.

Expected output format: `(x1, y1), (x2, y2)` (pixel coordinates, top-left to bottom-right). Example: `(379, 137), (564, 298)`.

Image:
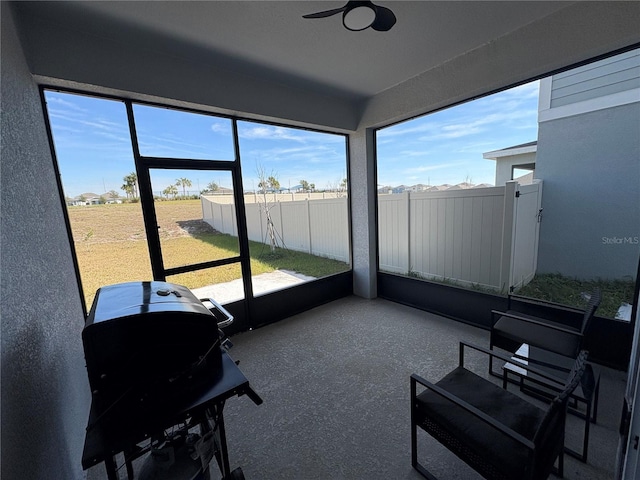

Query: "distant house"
(69, 192), (122, 205)
(447, 182), (475, 190)
(71, 193), (101, 206)
(104, 192), (122, 204)
(407, 184), (429, 192)
(276, 184), (304, 193)
(483, 141), (537, 186)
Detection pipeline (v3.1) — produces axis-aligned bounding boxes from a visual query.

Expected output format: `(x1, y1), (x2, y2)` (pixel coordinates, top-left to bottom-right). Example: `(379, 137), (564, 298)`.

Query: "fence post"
(306, 199), (312, 254)
(531, 180), (543, 279)
(405, 190), (411, 275)
(501, 181), (518, 293)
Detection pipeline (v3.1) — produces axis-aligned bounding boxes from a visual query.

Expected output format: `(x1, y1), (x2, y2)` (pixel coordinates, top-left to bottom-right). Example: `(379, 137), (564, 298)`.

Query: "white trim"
(483, 144), (537, 160)
(538, 77), (552, 113)
(539, 88), (640, 123)
(622, 300), (640, 479)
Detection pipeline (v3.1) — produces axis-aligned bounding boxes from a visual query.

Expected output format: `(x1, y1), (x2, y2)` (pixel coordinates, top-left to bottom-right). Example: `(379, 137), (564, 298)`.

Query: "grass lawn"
(517, 273), (635, 319)
(69, 200), (348, 307)
(401, 269), (634, 319)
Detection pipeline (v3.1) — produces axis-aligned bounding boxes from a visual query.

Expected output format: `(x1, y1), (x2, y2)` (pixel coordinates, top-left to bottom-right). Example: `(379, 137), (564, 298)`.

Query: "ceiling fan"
(303, 1), (397, 32)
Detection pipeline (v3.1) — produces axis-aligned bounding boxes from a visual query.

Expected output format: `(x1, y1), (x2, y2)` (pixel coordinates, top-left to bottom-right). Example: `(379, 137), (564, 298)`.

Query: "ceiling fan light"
(342, 5), (376, 31)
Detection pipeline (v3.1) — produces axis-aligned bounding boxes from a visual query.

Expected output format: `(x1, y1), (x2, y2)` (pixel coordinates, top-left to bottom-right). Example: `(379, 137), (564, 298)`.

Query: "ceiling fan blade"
(371, 5), (396, 31)
(302, 7), (347, 19)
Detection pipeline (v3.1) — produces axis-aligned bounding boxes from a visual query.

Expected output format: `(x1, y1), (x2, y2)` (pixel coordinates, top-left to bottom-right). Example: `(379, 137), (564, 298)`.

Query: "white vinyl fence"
(202, 180), (542, 291)
(378, 180), (543, 292)
(201, 196), (350, 263)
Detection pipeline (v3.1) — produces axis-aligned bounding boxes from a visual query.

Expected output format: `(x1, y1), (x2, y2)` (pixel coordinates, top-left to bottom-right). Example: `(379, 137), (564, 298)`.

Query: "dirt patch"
(67, 200), (219, 243)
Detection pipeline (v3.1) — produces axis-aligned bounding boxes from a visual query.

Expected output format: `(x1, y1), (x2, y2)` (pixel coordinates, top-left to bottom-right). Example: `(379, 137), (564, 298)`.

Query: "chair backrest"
(580, 288), (602, 335)
(530, 350), (588, 479)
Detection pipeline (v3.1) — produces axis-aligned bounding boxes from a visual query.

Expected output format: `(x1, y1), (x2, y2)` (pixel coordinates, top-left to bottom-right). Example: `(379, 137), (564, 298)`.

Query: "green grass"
(517, 273), (635, 319)
(68, 200), (348, 307)
(400, 268), (634, 319)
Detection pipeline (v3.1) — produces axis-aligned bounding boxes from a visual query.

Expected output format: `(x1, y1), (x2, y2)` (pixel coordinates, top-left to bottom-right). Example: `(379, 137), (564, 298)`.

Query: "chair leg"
(558, 432), (565, 478)
(411, 379), (417, 469)
(583, 400), (591, 463)
(592, 374), (600, 424)
(551, 447), (565, 479)
(414, 460), (439, 480)
(411, 416), (439, 479)
(411, 378), (439, 480)
(411, 420), (417, 469)
(488, 344), (502, 378)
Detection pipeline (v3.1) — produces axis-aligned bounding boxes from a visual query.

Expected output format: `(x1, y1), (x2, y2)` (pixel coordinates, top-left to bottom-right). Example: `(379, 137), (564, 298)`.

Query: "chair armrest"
(508, 294), (585, 314)
(410, 373), (536, 451)
(459, 341), (569, 388)
(491, 310), (581, 337)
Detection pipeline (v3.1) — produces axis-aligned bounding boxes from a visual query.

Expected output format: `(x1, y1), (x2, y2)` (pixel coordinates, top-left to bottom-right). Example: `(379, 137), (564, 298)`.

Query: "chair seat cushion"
(493, 311), (581, 358)
(415, 366), (546, 479)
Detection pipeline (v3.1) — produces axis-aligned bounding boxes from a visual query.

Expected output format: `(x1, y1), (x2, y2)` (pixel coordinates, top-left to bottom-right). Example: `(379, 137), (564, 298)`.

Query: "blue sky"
(377, 80), (540, 187)
(45, 92), (347, 198)
(45, 80), (540, 198)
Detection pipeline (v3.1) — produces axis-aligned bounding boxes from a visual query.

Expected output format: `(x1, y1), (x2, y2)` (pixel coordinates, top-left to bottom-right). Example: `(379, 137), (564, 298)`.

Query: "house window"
(376, 47), (639, 320)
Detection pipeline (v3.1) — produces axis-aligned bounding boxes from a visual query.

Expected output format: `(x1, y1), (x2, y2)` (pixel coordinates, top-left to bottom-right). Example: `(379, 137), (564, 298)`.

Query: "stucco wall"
(535, 103), (640, 279)
(1, 5), (91, 479)
(495, 152), (537, 186)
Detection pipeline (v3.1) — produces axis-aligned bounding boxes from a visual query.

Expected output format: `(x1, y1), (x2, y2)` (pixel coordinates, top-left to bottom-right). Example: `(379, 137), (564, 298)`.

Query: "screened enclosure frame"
(40, 86), (353, 325)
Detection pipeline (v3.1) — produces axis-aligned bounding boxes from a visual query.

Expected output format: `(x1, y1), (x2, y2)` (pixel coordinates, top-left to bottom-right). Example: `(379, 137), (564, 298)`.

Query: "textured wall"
(495, 152), (537, 186)
(535, 104), (640, 279)
(350, 128), (377, 298)
(1, 5), (91, 479)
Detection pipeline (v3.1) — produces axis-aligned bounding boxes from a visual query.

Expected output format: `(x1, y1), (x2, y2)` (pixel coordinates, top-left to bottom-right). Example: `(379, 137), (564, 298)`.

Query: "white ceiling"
(16, 1), (573, 101)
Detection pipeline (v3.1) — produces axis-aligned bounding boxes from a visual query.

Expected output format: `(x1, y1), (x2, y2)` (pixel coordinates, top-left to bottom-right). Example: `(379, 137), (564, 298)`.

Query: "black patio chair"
(488, 288), (601, 376)
(411, 343), (588, 480)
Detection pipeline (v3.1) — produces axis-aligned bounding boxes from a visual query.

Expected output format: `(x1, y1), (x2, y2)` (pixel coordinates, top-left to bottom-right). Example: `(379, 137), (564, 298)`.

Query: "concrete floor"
(87, 296), (627, 479)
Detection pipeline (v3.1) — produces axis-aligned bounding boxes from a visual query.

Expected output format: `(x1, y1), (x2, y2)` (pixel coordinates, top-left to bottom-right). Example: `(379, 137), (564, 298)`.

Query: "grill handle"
(200, 298), (234, 329)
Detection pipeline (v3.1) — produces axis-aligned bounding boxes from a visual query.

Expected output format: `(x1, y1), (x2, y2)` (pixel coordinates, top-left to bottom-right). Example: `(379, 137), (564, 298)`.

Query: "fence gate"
(508, 180), (543, 291)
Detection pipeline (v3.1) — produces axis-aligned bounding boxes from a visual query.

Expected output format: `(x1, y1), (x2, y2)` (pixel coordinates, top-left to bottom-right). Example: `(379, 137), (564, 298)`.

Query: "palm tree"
(267, 176), (280, 191)
(163, 184), (178, 199)
(176, 177), (192, 198)
(121, 172), (138, 199)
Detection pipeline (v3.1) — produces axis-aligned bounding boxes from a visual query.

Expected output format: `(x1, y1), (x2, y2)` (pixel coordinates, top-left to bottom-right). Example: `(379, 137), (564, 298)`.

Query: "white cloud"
(239, 125), (307, 143)
(46, 95), (89, 113)
(402, 162), (466, 175)
(210, 122), (231, 134)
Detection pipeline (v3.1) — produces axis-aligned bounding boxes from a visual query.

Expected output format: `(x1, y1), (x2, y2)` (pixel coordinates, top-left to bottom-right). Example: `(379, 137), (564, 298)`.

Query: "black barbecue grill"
(81, 281), (262, 480)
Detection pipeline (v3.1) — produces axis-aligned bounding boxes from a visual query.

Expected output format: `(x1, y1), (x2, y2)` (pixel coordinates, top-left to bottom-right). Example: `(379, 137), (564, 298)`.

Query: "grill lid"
(86, 281), (212, 326)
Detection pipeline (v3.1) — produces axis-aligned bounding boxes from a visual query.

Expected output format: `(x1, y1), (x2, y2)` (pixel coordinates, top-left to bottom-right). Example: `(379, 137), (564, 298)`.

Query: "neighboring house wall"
(536, 98), (640, 279)
(495, 152), (536, 185)
(548, 49), (640, 108)
(483, 143), (536, 186)
(1, 6), (91, 480)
